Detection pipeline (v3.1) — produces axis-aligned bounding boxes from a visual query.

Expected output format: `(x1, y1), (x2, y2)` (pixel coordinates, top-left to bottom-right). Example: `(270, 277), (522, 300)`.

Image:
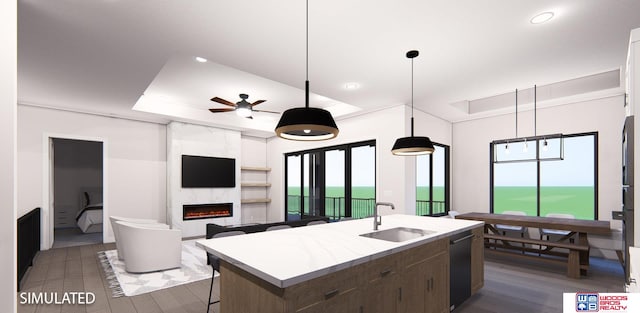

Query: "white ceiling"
(17, 0), (640, 137)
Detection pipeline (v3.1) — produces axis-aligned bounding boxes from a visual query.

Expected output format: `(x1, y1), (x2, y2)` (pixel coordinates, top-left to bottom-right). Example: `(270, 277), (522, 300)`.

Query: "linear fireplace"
(183, 203), (233, 220)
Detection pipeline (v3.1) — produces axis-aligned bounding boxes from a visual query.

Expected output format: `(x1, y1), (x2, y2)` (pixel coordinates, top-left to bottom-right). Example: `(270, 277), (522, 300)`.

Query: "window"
(286, 155), (302, 220)
(490, 133), (597, 220)
(325, 149), (345, 219)
(416, 143), (450, 216)
(285, 140), (376, 221)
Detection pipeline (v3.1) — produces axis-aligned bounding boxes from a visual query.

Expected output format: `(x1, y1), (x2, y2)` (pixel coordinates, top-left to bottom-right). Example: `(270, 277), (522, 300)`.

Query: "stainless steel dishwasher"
(449, 230), (473, 311)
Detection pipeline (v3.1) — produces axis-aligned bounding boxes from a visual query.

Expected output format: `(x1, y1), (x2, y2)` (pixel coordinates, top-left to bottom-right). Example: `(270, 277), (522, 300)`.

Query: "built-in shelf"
(241, 166), (271, 204)
(241, 198), (272, 204)
(241, 166), (271, 172)
(241, 182), (272, 187)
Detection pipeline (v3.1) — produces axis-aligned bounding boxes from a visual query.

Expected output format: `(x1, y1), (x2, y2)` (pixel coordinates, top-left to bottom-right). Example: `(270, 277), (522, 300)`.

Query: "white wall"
(452, 95), (626, 227)
(265, 105), (452, 222)
(241, 136), (269, 223)
(17, 105), (167, 245)
(1, 0), (17, 310)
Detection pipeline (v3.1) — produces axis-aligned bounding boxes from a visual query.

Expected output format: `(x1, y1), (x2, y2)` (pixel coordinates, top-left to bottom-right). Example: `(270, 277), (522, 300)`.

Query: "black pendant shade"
(392, 135), (435, 156)
(274, 0), (339, 141)
(391, 50), (434, 156)
(275, 106), (339, 141)
(391, 117), (435, 155)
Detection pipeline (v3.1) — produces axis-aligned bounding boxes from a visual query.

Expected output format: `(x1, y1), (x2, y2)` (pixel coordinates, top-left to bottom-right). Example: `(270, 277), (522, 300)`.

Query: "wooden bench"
(483, 233), (590, 279)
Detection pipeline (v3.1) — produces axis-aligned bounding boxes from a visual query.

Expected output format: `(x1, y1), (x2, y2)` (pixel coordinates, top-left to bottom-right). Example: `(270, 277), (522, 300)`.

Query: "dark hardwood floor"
(18, 243), (624, 313)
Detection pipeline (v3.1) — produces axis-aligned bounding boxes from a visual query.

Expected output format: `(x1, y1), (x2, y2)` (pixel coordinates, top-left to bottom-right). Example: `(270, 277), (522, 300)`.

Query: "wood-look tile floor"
(456, 254), (624, 313)
(18, 243), (624, 313)
(18, 242), (217, 313)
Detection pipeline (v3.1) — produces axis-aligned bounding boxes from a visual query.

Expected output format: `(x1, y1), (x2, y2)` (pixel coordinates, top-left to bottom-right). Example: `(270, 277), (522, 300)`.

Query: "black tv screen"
(181, 155), (236, 188)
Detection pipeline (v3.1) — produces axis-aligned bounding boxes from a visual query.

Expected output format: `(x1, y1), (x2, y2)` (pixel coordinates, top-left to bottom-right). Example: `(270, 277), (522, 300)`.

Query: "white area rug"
(98, 240), (214, 297)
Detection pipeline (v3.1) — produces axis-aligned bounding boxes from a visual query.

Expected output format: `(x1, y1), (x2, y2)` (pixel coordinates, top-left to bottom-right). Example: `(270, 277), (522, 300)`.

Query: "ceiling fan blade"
(208, 108), (235, 113)
(210, 97), (236, 107)
(251, 100), (266, 106)
(253, 109), (280, 114)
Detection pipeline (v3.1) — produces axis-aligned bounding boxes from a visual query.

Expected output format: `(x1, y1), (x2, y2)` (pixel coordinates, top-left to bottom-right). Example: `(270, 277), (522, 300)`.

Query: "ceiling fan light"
(275, 107), (339, 141)
(236, 106), (252, 118)
(391, 136), (434, 156)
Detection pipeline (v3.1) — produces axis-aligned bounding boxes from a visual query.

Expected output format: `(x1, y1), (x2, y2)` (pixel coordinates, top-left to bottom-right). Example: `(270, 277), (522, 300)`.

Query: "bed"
(76, 191), (103, 233)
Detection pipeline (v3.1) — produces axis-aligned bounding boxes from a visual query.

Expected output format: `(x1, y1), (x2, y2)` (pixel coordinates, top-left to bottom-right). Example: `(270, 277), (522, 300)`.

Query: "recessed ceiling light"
(194, 56), (208, 63)
(344, 82), (360, 90)
(530, 12), (554, 24)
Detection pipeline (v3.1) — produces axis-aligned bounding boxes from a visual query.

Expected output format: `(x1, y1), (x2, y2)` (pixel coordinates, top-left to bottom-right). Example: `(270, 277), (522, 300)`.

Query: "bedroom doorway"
(51, 138), (104, 248)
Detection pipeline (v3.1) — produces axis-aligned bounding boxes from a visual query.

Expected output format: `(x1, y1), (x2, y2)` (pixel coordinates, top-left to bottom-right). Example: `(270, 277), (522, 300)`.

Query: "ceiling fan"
(209, 94), (278, 119)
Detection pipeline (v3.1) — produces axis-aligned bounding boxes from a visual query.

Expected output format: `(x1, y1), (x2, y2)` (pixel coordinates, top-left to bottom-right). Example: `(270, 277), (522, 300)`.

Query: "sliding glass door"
(416, 143), (450, 216)
(351, 144), (376, 219)
(285, 140), (376, 221)
(286, 155), (302, 220)
(286, 152), (323, 220)
(325, 149), (345, 219)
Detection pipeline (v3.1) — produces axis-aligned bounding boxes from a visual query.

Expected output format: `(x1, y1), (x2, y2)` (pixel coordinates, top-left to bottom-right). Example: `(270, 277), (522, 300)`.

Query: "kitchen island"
(197, 214), (484, 313)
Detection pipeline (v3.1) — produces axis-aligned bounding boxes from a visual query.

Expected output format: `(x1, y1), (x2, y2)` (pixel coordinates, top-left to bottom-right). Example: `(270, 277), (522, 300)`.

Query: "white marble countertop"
(196, 214), (483, 288)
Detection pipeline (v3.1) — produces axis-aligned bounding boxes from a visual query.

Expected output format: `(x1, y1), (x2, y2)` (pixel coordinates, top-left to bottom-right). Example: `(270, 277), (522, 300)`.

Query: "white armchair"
(109, 216), (169, 260)
(115, 221), (182, 273)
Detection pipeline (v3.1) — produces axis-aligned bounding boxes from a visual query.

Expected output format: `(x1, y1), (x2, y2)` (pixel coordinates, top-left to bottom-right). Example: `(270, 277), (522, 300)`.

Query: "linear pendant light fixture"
(492, 85), (564, 163)
(505, 88), (518, 155)
(391, 50), (435, 156)
(274, 0), (339, 141)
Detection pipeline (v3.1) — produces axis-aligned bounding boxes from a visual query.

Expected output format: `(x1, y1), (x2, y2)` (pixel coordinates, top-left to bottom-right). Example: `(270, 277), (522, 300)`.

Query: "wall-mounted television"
(181, 155), (236, 188)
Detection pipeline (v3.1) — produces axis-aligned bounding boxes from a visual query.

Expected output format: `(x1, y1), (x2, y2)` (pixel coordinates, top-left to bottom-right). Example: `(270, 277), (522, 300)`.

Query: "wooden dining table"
(455, 212), (611, 277)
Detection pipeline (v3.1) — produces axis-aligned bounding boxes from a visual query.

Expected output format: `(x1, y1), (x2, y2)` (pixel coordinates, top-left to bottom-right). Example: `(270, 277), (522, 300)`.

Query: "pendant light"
(506, 89), (518, 154)
(391, 50), (434, 156)
(493, 84), (564, 163)
(274, 0), (339, 141)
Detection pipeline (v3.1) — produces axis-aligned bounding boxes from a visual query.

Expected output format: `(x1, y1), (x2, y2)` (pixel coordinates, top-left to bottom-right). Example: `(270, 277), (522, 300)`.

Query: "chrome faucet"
(373, 202), (395, 231)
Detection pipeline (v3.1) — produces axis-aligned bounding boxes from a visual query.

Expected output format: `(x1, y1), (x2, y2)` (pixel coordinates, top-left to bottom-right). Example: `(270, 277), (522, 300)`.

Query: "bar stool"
(207, 230), (246, 313)
(266, 224), (292, 231)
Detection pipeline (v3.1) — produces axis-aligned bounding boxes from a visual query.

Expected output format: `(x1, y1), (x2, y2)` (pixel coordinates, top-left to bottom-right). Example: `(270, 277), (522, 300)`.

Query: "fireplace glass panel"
(183, 203), (233, 220)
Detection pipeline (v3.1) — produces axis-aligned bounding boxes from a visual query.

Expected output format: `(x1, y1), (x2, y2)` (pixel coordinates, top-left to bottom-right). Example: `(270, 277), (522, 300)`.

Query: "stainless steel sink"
(360, 227), (436, 242)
